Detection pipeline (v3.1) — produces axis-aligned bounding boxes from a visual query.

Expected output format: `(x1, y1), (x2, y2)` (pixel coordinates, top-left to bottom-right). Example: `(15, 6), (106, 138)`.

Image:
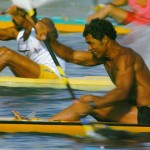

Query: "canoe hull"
(0, 119), (149, 137)
(0, 16), (131, 34)
(0, 76), (115, 91)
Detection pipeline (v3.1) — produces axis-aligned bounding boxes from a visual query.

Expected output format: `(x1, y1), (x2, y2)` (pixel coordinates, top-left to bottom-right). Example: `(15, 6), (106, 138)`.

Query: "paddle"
(12, 0), (57, 17)
(10, 0), (76, 99)
(43, 41), (76, 99)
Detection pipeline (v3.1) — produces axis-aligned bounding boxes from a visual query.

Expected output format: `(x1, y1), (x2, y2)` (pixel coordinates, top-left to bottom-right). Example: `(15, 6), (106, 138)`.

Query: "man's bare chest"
(104, 62), (117, 82)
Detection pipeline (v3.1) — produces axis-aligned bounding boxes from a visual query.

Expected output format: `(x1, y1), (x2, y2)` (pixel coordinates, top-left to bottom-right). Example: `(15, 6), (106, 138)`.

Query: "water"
(0, 0), (150, 149)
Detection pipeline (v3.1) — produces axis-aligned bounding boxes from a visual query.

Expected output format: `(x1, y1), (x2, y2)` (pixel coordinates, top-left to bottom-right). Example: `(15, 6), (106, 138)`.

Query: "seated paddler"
(0, 5), (65, 79)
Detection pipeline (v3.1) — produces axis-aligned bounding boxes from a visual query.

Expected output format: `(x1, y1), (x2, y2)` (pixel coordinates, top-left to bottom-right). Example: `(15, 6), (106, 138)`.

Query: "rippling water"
(0, 0), (150, 149)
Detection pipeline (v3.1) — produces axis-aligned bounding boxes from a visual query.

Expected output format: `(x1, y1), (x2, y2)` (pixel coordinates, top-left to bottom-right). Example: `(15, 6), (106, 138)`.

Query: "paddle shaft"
(44, 40), (76, 99)
(25, 15), (76, 99)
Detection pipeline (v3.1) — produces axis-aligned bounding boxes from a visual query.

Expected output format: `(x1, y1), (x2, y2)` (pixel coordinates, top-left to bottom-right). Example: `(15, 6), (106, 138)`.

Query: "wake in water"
(117, 24), (150, 68)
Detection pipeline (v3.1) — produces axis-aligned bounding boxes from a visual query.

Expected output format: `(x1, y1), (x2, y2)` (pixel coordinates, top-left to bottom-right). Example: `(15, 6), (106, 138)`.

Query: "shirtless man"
(0, 6), (65, 79)
(33, 18), (150, 125)
(87, 0), (150, 25)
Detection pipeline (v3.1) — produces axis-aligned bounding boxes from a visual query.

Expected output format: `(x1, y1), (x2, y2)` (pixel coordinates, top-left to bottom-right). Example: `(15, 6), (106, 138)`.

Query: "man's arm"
(0, 26), (18, 40)
(35, 20), (101, 66)
(79, 53), (134, 108)
(110, 0), (128, 6)
(50, 38), (100, 66)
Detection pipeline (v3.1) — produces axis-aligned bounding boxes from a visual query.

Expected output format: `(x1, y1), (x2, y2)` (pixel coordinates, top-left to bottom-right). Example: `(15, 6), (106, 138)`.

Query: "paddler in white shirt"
(0, 5), (65, 79)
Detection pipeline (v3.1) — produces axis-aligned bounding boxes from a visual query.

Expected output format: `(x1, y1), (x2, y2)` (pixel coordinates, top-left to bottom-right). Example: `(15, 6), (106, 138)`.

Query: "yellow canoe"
(0, 22), (131, 34)
(0, 76), (115, 91)
(0, 118), (149, 137)
(0, 16), (131, 34)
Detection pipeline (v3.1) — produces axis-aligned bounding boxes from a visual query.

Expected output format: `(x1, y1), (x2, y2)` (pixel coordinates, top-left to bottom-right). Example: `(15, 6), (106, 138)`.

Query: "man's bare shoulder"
(117, 46), (147, 70)
(117, 46), (133, 62)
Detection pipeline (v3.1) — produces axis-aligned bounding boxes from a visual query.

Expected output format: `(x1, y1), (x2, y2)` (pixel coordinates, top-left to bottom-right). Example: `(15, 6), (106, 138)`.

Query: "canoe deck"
(0, 76), (115, 91)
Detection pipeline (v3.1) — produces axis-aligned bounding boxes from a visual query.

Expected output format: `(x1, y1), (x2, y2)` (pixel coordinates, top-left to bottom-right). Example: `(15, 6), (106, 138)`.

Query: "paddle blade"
(12, 0), (34, 16)
(12, 0), (56, 9)
(12, 0), (56, 16)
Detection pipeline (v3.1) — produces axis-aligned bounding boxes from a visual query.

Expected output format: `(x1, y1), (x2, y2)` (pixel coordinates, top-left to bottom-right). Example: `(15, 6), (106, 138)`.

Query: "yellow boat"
(0, 15), (131, 34)
(0, 76), (115, 91)
(0, 118), (149, 137)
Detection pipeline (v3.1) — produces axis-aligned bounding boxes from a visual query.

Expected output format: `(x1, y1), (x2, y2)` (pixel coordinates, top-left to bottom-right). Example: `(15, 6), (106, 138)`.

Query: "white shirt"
(16, 29), (65, 77)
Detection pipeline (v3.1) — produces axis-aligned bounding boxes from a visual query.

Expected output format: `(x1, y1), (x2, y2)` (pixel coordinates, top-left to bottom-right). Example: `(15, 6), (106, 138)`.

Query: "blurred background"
(0, 0), (112, 18)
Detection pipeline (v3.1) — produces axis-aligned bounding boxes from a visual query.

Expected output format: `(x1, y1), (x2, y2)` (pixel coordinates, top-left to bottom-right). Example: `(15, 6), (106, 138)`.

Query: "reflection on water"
(0, 132), (149, 150)
(0, 87), (150, 149)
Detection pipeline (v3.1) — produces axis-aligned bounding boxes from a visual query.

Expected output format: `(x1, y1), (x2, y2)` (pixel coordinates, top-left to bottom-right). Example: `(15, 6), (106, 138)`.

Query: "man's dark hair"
(83, 18), (117, 40)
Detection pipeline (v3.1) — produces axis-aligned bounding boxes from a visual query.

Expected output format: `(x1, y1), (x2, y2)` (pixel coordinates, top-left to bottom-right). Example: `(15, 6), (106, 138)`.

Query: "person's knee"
(0, 46), (11, 54)
(0, 46), (13, 61)
(0, 46), (9, 50)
